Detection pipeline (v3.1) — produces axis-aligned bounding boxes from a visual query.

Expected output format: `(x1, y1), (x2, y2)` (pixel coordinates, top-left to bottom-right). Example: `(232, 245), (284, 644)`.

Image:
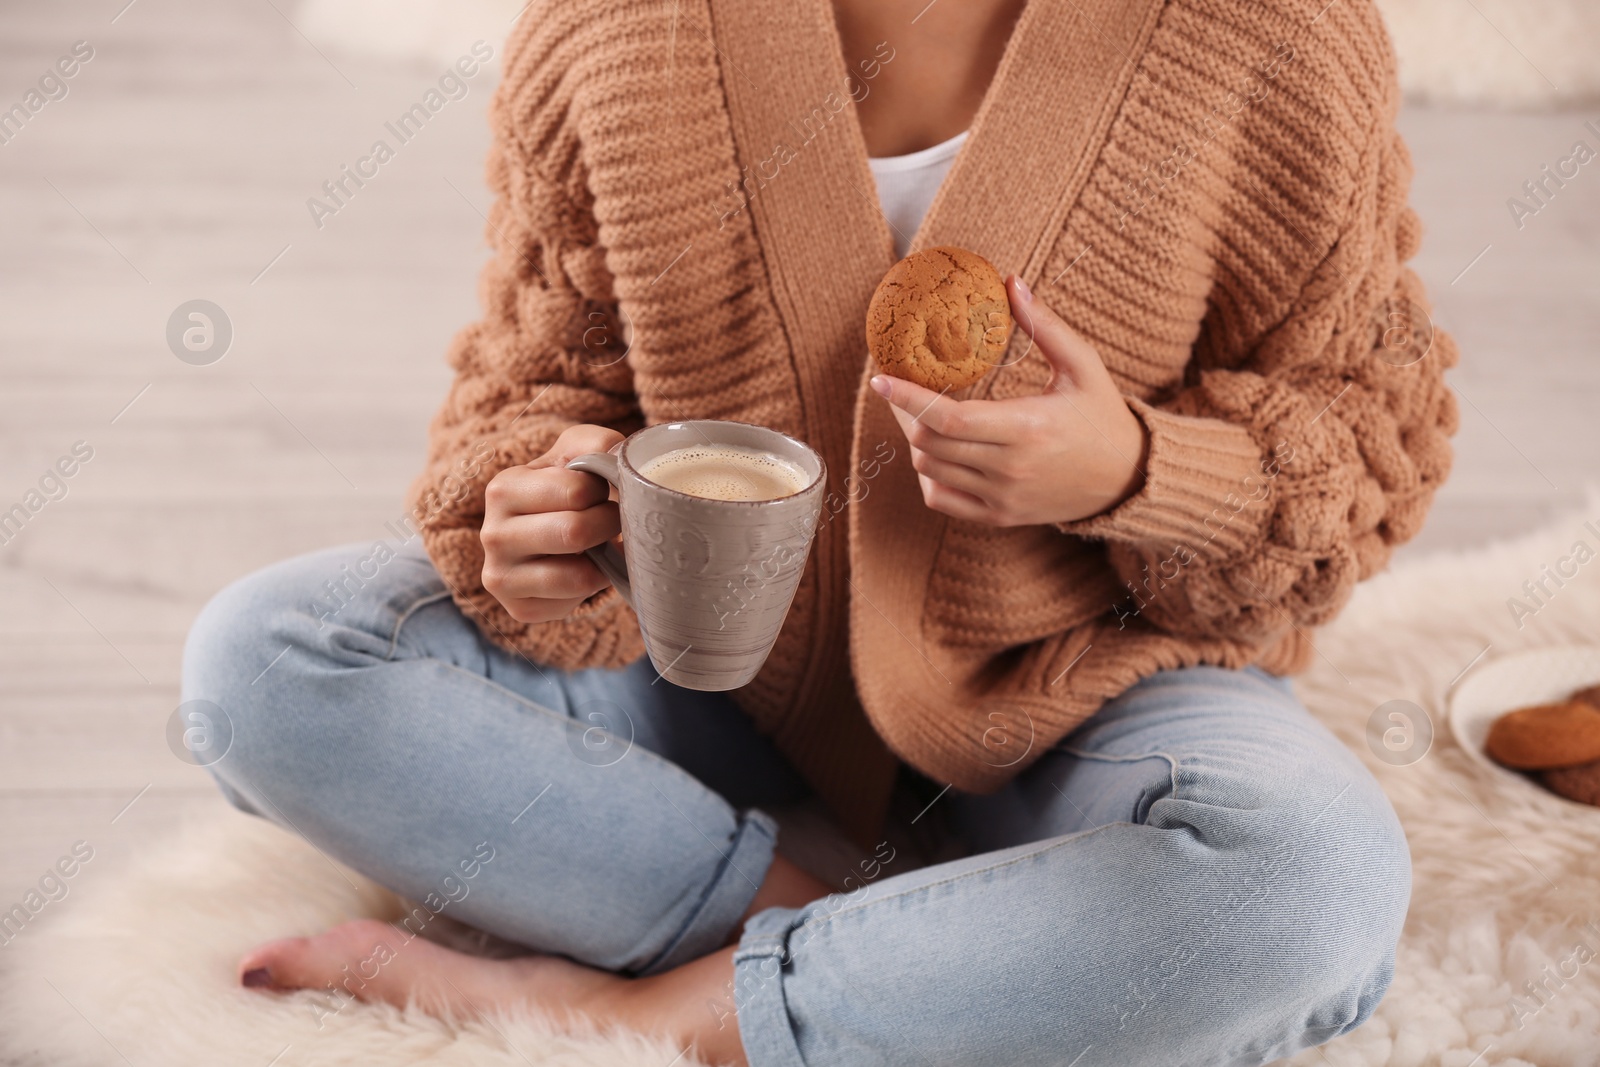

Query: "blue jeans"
(181, 542), (1410, 1067)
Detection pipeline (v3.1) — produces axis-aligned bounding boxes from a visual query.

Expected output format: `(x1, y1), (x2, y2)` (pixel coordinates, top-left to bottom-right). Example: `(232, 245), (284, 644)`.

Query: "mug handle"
(565, 449), (634, 608)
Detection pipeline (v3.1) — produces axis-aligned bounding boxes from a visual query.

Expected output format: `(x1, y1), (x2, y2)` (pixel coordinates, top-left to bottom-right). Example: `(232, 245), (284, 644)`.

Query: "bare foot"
(240, 920), (750, 1065)
(236, 850), (831, 1062)
(238, 918), (620, 1022)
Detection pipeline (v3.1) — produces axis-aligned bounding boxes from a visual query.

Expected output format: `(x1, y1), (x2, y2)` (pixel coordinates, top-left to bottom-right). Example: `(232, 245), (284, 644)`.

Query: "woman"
(182, 0), (1456, 1063)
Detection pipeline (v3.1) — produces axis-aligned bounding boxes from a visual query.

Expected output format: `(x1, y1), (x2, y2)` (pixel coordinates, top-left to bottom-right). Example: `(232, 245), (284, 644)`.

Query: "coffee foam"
(638, 445), (808, 502)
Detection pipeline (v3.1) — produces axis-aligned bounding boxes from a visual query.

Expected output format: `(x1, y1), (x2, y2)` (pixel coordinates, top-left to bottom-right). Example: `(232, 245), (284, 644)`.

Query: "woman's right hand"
(480, 424), (625, 624)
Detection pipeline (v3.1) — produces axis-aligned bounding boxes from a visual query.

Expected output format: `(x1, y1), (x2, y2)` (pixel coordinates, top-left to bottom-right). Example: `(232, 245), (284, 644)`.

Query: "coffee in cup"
(566, 421), (826, 691)
(636, 445), (809, 502)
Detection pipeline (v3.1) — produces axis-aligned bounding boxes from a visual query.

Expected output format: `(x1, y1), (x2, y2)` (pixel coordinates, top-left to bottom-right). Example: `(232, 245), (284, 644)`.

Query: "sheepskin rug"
(5, 505), (1600, 1067)
(294, 0), (1600, 108)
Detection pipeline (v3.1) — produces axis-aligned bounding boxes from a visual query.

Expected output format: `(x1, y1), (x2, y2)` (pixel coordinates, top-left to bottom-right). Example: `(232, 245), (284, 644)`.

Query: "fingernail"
(869, 375), (892, 397)
(1013, 276), (1033, 303)
(241, 968), (273, 989)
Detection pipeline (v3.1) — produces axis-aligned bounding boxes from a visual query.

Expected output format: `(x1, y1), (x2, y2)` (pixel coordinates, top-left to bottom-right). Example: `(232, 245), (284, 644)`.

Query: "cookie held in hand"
(1483, 699), (1600, 770)
(865, 246), (1013, 391)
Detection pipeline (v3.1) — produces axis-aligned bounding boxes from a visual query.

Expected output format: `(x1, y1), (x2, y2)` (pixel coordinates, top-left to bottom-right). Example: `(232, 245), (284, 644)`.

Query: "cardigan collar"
(704, 0), (1170, 300)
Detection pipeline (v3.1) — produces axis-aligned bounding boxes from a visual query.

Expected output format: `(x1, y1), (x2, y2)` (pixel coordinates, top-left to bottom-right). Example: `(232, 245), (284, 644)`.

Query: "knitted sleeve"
(407, 24), (647, 670)
(1060, 122), (1458, 648)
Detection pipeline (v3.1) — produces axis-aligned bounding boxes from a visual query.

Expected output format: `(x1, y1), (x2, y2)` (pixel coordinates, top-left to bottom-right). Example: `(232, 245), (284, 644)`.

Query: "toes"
(238, 936), (311, 991)
(236, 919), (635, 1030)
(239, 919), (407, 999)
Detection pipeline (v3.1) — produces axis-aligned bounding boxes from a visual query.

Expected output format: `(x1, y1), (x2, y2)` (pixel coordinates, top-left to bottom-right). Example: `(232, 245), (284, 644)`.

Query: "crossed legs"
(182, 543), (1410, 1067)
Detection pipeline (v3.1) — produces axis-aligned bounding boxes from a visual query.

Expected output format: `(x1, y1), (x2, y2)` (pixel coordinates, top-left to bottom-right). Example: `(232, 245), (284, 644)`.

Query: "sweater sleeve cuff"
(1058, 397), (1272, 557)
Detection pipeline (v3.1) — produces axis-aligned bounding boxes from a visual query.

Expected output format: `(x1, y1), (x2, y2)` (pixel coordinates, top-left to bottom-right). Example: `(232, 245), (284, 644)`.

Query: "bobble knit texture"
(410, 0), (1458, 835)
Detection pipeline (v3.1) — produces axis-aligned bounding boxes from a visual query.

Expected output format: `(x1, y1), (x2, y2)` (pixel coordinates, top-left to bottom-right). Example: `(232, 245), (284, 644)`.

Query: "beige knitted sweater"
(411, 0), (1457, 836)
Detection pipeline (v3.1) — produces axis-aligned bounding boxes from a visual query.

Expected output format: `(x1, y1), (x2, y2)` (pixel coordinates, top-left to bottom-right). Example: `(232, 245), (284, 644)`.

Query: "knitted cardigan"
(410, 0), (1458, 837)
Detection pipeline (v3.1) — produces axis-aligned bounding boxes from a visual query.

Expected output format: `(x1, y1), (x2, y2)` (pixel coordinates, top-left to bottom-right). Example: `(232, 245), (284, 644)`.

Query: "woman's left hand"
(871, 276), (1150, 528)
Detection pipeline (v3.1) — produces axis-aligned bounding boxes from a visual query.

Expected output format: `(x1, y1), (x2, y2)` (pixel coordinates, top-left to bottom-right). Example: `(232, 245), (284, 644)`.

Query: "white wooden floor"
(1, 0), (1597, 957)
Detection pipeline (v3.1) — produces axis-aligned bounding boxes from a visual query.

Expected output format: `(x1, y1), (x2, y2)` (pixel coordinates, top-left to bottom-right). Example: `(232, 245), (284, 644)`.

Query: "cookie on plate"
(1542, 758), (1600, 806)
(1571, 683), (1600, 709)
(1484, 699), (1600, 770)
(865, 246), (1013, 391)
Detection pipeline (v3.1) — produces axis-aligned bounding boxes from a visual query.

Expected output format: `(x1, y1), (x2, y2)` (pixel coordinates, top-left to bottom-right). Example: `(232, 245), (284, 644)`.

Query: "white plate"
(1449, 645), (1600, 806)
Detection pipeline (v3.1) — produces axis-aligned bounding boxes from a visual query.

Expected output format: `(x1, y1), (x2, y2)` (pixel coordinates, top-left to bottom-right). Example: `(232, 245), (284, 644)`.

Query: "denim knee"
(182, 557), (308, 812)
(1194, 761), (1411, 1047)
(1307, 784), (1411, 1033)
(180, 545), (414, 817)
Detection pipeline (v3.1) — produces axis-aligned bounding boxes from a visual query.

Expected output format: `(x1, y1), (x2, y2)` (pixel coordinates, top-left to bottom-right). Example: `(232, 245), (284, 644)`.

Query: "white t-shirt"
(867, 131), (968, 258)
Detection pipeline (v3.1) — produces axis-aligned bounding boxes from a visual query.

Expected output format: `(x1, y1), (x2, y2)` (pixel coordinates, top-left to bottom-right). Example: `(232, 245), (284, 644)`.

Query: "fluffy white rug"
(1273, 506), (1600, 1067)
(293, 0), (1600, 107)
(0, 810), (693, 1067)
(5, 503), (1600, 1066)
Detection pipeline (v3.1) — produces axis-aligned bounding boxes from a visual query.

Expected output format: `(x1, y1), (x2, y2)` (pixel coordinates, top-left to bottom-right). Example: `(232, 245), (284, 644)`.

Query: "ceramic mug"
(566, 420), (826, 691)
